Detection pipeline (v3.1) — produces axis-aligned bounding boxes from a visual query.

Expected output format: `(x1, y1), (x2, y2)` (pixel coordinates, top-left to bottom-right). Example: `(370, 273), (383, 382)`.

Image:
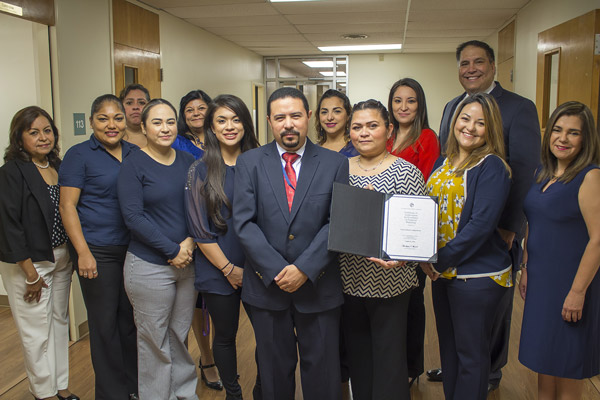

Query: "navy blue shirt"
(118, 149), (195, 264)
(172, 135), (204, 160)
(186, 161), (245, 295)
(58, 134), (138, 246)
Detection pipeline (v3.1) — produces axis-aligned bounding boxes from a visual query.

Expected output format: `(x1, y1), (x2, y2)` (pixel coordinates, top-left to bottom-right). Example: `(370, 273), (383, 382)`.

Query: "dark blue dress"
(519, 165), (600, 379)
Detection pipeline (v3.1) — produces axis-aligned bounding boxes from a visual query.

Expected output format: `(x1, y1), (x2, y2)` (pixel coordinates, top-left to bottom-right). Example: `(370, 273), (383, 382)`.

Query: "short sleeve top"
(58, 134), (138, 246)
(340, 158), (424, 298)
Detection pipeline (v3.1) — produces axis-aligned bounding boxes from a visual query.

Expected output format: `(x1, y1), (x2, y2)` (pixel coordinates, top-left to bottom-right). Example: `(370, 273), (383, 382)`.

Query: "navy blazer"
(233, 140), (349, 313)
(0, 159), (58, 263)
(431, 155), (511, 276)
(438, 82), (541, 240)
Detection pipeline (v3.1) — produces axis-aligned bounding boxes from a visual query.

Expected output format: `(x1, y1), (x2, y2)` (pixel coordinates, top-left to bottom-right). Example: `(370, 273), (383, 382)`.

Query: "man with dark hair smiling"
(430, 40), (541, 394)
(233, 87), (349, 400)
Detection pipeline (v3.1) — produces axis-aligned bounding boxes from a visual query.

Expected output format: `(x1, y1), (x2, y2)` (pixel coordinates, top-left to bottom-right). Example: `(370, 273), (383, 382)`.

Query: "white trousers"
(0, 244), (72, 398)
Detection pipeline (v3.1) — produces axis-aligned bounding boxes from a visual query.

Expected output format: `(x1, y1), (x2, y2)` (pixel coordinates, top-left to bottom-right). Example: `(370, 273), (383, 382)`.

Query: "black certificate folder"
(328, 182), (438, 262)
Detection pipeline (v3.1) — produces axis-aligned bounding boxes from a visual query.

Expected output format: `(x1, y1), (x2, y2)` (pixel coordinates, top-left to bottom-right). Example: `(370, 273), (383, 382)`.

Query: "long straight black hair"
(201, 94), (260, 233)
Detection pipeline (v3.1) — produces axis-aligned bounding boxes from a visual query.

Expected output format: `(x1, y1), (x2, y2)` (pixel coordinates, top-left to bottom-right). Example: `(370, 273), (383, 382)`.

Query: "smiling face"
(319, 96), (348, 137)
(21, 115), (55, 162)
(90, 101), (126, 149)
(453, 102), (487, 155)
(458, 45), (496, 95)
(122, 89), (148, 128)
(142, 104), (178, 149)
(212, 106), (245, 151)
(350, 109), (393, 158)
(184, 99), (208, 133)
(391, 85), (418, 127)
(268, 97), (311, 152)
(550, 115), (583, 167)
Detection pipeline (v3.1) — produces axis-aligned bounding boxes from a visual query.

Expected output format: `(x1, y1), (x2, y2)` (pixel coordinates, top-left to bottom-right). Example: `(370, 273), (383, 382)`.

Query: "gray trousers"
(124, 252), (198, 400)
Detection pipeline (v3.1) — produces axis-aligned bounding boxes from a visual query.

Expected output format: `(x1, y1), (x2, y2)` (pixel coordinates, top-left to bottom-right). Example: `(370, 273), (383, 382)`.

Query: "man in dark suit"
(233, 87), (349, 400)
(428, 40), (541, 392)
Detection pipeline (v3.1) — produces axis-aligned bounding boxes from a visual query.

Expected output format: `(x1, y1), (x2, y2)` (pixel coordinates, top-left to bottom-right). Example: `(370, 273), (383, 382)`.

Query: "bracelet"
(519, 263), (527, 269)
(224, 264), (235, 277)
(219, 261), (231, 271)
(25, 274), (41, 285)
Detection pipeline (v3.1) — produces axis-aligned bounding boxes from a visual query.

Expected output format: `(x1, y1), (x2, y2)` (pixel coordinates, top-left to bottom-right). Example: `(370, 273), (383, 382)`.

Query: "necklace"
(192, 135), (205, 150)
(32, 159), (49, 169)
(357, 152), (388, 172)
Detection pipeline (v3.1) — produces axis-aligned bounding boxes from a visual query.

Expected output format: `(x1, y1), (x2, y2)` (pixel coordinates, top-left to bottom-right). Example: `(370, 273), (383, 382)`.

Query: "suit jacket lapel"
(289, 140), (318, 222)
(262, 142), (291, 223)
(16, 160), (54, 231)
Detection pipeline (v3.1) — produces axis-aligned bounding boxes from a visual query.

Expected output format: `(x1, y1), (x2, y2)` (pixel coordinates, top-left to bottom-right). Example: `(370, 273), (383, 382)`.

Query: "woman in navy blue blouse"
(186, 94), (260, 400)
(315, 89), (358, 157)
(59, 94), (138, 400)
(118, 99), (198, 399)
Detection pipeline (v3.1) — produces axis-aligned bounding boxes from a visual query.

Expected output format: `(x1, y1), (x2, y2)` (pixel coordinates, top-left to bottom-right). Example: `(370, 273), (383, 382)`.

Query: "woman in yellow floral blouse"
(421, 93), (512, 400)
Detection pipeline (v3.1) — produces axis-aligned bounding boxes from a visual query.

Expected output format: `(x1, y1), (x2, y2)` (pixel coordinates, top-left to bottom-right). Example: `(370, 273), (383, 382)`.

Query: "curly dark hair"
(4, 106), (61, 169)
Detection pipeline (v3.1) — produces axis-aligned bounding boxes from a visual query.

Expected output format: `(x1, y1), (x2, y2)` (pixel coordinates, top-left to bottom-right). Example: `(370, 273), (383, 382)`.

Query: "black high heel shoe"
(200, 363), (224, 391)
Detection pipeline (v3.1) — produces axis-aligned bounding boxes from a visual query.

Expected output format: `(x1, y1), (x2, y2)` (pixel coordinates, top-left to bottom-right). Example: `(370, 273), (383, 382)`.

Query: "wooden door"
(536, 9), (600, 130)
(497, 21), (515, 92)
(112, 0), (161, 98)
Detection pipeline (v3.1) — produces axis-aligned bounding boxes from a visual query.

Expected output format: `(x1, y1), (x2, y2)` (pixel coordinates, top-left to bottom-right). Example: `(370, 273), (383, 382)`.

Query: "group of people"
(0, 39), (598, 400)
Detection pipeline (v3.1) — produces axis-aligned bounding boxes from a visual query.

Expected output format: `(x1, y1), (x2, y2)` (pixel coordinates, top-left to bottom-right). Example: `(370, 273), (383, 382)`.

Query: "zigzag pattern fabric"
(340, 158), (425, 298)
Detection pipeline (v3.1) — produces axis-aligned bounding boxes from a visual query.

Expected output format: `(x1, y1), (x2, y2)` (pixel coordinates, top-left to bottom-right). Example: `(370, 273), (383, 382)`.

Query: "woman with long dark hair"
(519, 101), (600, 400)
(174, 89), (222, 390)
(0, 106), (78, 400)
(186, 94), (260, 400)
(315, 89), (358, 157)
(387, 77), (439, 386)
(59, 94), (138, 399)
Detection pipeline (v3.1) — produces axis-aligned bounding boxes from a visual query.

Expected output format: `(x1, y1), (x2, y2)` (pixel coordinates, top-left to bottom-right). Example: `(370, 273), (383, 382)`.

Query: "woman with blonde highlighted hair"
(422, 93), (512, 400)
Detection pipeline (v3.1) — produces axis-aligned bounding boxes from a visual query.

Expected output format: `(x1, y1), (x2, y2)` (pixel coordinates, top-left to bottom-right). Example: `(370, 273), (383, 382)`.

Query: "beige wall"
(512, 0), (599, 101)
(158, 9), (263, 112)
(347, 53), (464, 133)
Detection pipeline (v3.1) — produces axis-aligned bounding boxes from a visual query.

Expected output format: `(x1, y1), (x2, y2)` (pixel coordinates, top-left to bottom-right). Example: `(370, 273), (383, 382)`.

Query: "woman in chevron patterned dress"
(339, 99), (425, 400)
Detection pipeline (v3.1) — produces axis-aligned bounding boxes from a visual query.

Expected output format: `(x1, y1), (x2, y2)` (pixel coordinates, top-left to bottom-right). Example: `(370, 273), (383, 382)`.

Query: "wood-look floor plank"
(1, 281), (599, 399)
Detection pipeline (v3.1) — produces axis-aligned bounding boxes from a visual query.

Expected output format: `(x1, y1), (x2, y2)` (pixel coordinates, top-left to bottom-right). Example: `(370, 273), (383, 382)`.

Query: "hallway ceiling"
(140, 0), (531, 56)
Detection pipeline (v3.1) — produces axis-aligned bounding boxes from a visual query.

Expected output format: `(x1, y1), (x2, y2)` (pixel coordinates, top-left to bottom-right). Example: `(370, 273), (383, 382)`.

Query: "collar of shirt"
(275, 140), (307, 176)
(88, 133), (136, 158)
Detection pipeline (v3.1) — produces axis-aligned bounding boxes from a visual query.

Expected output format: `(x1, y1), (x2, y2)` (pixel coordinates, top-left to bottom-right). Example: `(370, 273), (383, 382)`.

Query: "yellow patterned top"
(426, 159), (512, 287)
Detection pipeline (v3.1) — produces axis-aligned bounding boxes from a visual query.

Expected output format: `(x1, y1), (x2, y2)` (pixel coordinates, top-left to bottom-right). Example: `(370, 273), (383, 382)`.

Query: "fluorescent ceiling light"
(303, 60), (348, 68)
(319, 71), (347, 77)
(319, 44), (402, 52)
(303, 61), (333, 68)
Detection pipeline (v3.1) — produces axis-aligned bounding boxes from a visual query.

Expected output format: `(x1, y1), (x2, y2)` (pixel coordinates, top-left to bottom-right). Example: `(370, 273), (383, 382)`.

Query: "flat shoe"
(57, 394), (80, 400)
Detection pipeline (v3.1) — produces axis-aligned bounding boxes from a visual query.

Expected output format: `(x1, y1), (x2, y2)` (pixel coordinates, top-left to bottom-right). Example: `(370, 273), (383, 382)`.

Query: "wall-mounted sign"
(73, 113), (86, 136)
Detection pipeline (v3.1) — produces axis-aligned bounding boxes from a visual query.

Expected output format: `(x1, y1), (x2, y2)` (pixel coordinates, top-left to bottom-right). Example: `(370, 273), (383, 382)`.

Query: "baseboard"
(78, 320), (89, 338)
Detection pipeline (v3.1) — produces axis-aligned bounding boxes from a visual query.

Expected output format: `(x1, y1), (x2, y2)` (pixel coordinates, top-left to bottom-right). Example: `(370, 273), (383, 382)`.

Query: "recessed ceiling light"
(319, 44), (402, 52)
(319, 71), (347, 77)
